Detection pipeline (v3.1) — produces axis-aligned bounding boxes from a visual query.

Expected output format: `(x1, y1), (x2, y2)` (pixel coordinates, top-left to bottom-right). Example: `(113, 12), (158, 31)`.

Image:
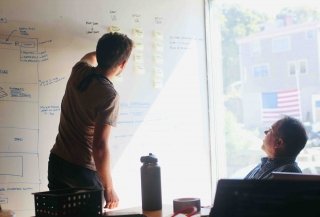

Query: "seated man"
(245, 116), (308, 179)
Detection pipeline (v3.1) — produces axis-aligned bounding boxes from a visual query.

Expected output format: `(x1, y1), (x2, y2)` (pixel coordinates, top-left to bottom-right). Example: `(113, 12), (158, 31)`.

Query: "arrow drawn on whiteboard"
(0, 87), (8, 98)
(6, 30), (17, 41)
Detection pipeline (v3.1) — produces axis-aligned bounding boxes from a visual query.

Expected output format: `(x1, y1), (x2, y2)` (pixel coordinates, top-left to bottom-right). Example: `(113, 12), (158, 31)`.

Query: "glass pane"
(213, 0), (320, 178)
(253, 65), (269, 77)
(289, 62), (296, 75)
(299, 60), (307, 74)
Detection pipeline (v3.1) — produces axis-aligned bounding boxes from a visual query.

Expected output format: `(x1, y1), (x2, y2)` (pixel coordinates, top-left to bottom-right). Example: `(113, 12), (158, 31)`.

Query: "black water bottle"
(140, 153), (162, 211)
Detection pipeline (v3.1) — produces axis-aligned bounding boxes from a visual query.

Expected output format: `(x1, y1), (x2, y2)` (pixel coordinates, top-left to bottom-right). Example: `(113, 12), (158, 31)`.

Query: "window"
(272, 37), (291, 53)
(288, 60), (308, 76)
(306, 30), (315, 39)
(289, 61), (296, 75)
(210, 0), (320, 180)
(299, 60), (307, 74)
(253, 64), (269, 77)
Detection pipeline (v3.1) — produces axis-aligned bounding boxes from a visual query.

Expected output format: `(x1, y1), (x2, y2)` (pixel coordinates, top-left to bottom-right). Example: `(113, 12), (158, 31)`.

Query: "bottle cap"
(140, 153), (158, 163)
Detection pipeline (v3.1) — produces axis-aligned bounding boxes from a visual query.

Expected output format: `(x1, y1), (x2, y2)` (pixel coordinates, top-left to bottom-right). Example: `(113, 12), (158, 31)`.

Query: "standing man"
(245, 116), (308, 179)
(48, 32), (133, 209)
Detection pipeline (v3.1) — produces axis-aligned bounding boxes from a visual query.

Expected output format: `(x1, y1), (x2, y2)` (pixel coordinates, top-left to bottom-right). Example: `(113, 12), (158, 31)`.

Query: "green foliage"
(225, 110), (260, 152)
(276, 7), (320, 24)
(225, 110), (262, 175)
(220, 4), (267, 92)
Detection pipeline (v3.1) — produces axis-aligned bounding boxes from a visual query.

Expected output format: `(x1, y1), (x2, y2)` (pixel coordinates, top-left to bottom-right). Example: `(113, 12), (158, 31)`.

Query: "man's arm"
(81, 51), (97, 66)
(92, 123), (119, 209)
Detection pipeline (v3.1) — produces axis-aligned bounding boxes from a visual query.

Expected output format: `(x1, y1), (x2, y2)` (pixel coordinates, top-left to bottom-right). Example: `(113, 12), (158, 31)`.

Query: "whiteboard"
(0, 0), (211, 216)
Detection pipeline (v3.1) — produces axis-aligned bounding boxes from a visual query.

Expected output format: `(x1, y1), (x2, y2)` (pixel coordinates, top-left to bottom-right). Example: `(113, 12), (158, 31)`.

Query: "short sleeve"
(95, 93), (120, 127)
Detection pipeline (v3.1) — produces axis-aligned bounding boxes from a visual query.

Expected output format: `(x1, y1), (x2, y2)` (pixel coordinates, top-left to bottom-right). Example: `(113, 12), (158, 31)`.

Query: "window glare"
(214, 0), (320, 178)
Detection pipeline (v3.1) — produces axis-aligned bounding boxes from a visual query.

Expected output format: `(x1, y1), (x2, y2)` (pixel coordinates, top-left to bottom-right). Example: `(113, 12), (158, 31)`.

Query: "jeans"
(47, 153), (103, 191)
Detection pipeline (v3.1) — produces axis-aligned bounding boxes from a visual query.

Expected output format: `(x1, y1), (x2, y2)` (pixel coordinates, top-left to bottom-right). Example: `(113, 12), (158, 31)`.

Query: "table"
(31, 204), (211, 217)
(104, 205), (172, 217)
(104, 205), (211, 217)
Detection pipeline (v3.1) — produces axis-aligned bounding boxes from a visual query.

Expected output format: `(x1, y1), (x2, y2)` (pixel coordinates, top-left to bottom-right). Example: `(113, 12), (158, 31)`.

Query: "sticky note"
(153, 42), (164, 52)
(134, 64), (145, 74)
(134, 53), (144, 64)
(134, 42), (144, 51)
(108, 26), (121, 33)
(153, 67), (164, 76)
(132, 28), (144, 38)
(153, 31), (164, 41)
(153, 54), (163, 64)
(153, 80), (163, 89)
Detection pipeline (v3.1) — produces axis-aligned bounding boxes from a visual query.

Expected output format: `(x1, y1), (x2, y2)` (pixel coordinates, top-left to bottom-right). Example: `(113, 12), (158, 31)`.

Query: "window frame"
(252, 63), (270, 78)
(287, 59), (308, 76)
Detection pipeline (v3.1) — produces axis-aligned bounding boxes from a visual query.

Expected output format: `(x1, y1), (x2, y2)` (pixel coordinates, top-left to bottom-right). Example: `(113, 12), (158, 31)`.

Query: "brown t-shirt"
(51, 61), (119, 171)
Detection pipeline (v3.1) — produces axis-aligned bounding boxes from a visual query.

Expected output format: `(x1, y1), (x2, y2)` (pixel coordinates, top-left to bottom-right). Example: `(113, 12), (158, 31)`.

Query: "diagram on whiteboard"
(0, 20), (50, 211)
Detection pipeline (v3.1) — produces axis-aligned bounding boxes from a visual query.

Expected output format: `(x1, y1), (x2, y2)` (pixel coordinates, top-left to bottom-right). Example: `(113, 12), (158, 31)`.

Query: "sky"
(217, 0), (320, 17)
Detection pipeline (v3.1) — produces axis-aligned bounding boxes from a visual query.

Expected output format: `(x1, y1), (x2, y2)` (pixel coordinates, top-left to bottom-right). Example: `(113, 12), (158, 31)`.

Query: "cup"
(173, 198), (201, 216)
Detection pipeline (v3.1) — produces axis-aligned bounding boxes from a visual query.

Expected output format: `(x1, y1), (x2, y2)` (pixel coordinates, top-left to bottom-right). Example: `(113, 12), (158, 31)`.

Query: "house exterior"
(237, 21), (320, 130)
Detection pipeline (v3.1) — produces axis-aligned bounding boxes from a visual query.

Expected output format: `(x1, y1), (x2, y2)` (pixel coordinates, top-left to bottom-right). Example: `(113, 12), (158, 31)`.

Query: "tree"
(221, 5), (268, 92)
(276, 7), (320, 24)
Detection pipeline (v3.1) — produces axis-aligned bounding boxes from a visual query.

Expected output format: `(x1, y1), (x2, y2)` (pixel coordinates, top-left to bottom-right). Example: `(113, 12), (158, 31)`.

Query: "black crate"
(33, 188), (103, 217)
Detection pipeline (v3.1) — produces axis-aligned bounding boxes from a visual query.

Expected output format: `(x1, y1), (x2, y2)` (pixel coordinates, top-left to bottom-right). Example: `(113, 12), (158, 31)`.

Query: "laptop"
(209, 179), (320, 217)
(271, 171), (320, 180)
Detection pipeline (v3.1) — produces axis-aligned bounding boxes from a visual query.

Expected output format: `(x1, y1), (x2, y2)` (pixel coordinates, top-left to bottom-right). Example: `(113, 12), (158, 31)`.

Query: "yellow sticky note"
(134, 64), (145, 74)
(153, 67), (164, 77)
(153, 31), (164, 41)
(134, 53), (144, 64)
(153, 42), (164, 52)
(153, 54), (163, 64)
(134, 42), (144, 51)
(153, 80), (163, 89)
(132, 28), (144, 38)
(108, 26), (121, 33)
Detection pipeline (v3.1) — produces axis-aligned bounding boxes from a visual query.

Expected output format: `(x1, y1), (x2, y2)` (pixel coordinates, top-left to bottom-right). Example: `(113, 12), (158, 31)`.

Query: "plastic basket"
(33, 188), (103, 217)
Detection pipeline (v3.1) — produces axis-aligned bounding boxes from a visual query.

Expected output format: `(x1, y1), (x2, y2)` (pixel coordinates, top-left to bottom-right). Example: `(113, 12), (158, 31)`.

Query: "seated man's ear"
(275, 138), (284, 148)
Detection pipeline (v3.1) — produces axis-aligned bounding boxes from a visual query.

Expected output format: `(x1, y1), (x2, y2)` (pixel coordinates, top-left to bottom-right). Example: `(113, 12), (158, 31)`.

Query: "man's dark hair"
(276, 116), (308, 157)
(96, 32), (133, 70)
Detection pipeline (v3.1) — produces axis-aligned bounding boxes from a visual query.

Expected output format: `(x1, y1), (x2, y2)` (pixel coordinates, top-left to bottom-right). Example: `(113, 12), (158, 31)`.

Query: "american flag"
(261, 89), (301, 123)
